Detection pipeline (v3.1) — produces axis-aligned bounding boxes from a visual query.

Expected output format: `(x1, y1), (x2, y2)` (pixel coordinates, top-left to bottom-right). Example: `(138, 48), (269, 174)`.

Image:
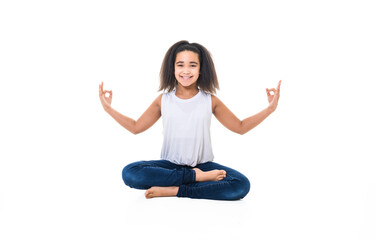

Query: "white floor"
(1, 128), (375, 240)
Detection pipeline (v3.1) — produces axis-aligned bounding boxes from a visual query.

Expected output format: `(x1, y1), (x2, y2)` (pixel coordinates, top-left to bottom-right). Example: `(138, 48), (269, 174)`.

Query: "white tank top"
(160, 89), (214, 167)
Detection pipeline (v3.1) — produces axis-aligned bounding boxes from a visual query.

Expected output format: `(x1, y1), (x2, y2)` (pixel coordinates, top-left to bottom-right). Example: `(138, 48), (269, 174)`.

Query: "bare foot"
(145, 186), (179, 199)
(193, 168), (226, 182)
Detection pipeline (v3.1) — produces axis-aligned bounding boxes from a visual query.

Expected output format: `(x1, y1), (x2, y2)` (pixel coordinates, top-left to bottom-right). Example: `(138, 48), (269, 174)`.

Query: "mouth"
(180, 76), (193, 80)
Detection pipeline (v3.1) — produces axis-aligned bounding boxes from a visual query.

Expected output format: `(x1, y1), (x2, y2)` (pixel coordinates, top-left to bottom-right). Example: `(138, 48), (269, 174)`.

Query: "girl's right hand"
(99, 82), (112, 110)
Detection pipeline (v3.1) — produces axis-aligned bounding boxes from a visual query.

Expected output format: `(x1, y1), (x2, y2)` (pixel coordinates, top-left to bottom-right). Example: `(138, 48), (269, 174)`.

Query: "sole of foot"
(145, 186), (179, 199)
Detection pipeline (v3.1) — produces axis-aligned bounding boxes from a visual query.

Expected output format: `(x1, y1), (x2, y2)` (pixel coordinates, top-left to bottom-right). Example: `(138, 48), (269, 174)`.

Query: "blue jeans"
(122, 160), (250, 200)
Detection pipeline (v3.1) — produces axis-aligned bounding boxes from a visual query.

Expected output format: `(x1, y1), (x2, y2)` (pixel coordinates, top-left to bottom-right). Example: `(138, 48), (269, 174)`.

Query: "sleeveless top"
(160, 89), (214, 167)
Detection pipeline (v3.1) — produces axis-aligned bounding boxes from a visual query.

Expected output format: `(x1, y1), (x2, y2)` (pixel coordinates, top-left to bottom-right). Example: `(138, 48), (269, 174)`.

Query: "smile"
(180, 76), (193, 80)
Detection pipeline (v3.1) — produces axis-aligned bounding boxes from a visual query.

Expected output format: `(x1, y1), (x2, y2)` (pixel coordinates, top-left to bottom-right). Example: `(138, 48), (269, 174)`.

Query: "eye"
(191, 65), (197, 68)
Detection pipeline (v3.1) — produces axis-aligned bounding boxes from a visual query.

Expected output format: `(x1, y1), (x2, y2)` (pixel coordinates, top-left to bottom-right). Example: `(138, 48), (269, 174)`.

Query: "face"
(174, 50), (200, 89)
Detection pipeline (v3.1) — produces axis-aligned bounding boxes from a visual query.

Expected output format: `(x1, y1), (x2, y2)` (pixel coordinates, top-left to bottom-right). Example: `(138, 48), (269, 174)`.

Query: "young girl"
(99, 40), (281, 200)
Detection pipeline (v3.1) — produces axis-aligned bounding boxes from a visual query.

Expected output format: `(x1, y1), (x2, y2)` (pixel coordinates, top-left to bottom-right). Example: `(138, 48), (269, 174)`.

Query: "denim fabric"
(122, 160), (250, 200)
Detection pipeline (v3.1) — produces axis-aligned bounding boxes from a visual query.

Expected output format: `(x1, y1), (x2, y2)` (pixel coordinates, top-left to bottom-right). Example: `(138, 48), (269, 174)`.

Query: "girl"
(99, 40), (281, 200)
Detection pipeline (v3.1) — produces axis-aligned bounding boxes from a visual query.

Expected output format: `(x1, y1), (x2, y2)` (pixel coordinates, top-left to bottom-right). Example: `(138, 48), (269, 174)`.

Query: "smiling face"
(174, 50), (200, 89)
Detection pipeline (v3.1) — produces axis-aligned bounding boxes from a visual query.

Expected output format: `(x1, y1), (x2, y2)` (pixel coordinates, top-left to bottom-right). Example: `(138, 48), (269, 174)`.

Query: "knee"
(122, 161), (142, 188)
(231, 176), (251, 200)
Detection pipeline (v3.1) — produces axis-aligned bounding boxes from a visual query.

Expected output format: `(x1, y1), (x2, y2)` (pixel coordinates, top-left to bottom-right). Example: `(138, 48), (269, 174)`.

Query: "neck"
(175, 84), (199, 99)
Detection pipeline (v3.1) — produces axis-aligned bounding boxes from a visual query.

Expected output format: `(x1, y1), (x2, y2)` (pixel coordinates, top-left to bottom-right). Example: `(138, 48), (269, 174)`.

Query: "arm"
(99, 82), (162, 135)
(212, 80), (281, 135)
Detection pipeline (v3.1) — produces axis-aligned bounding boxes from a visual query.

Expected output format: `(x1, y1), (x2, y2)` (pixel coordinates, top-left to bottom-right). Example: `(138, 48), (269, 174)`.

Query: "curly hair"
(159, 40), (219, 94)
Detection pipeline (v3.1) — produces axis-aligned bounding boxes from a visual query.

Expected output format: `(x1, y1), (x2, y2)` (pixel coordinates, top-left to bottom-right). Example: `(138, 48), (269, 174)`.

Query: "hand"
(266, 80), (281, 112)
(99, 82), (112, 110)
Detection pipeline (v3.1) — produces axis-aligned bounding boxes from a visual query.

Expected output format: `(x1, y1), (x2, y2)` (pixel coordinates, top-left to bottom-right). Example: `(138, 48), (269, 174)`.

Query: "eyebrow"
(176, 61), (199, 65)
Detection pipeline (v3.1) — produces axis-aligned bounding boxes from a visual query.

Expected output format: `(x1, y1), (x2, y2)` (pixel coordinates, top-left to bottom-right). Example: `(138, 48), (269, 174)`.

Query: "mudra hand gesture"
(99, 82), (112, 110)
(266, 80), (281, 112)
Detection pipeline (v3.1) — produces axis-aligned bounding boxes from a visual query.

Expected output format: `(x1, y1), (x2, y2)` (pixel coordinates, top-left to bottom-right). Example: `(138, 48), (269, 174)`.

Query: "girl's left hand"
(266, 80), (282, 112)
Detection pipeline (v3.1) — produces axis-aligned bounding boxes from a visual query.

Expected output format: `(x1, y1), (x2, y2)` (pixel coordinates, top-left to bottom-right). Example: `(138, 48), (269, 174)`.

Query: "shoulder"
(210, 94), (220, 113)
(210, 94), (218, 103)
(210, 94), (228, 114)
(153, 93), (163, 108)
(160, 90), (173, 103)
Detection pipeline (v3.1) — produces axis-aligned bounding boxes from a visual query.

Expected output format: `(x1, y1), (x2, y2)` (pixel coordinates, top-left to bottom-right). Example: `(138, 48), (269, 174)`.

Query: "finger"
(268, 88), (276, 94)
(103, 90), (111, 97)
(277, 80), (281, 90)
(99, 83), (103, 95)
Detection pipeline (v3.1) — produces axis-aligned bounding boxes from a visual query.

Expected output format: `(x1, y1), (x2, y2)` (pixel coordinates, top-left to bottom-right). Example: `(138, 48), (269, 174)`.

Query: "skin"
(174, 50), (200, 99)
(99, 50), (281, 199)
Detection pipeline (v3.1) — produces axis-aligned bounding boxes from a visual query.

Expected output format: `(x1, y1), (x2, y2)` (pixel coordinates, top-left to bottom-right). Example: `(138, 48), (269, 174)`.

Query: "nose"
(182, 67), (190, 74)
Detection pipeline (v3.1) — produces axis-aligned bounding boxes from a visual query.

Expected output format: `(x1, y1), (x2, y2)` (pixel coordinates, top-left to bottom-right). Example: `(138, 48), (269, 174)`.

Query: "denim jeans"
(122, 160), (250, 200)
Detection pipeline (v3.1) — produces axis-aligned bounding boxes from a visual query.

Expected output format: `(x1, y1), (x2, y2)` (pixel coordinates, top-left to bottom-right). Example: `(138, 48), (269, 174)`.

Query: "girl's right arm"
(99, 82), (162, 135)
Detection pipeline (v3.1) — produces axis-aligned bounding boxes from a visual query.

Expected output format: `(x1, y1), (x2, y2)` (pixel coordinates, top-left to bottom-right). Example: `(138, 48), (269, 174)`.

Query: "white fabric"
(160, 89), (214, 167)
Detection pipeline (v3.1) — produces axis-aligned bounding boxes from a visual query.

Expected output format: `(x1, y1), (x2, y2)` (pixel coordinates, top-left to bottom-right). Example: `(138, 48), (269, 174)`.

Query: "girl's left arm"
(213, 80), (281, 135)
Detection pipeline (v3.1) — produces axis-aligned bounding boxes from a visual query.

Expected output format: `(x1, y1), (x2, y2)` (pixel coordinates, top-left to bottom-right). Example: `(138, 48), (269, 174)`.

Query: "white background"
(1, 0), (375, 239)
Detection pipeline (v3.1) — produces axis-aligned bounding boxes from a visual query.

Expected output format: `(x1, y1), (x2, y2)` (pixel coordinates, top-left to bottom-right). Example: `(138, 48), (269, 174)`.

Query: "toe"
(145, 189), (153, 199)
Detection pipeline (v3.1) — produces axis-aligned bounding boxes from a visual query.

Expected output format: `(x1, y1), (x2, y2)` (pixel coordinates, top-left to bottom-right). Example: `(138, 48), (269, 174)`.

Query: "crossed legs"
(145, 167), (227, 198)
(122, 160), (250, 200)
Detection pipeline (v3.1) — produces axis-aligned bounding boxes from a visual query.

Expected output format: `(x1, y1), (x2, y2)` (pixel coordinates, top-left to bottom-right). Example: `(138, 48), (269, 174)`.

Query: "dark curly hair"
(159, 40), (219, 94)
